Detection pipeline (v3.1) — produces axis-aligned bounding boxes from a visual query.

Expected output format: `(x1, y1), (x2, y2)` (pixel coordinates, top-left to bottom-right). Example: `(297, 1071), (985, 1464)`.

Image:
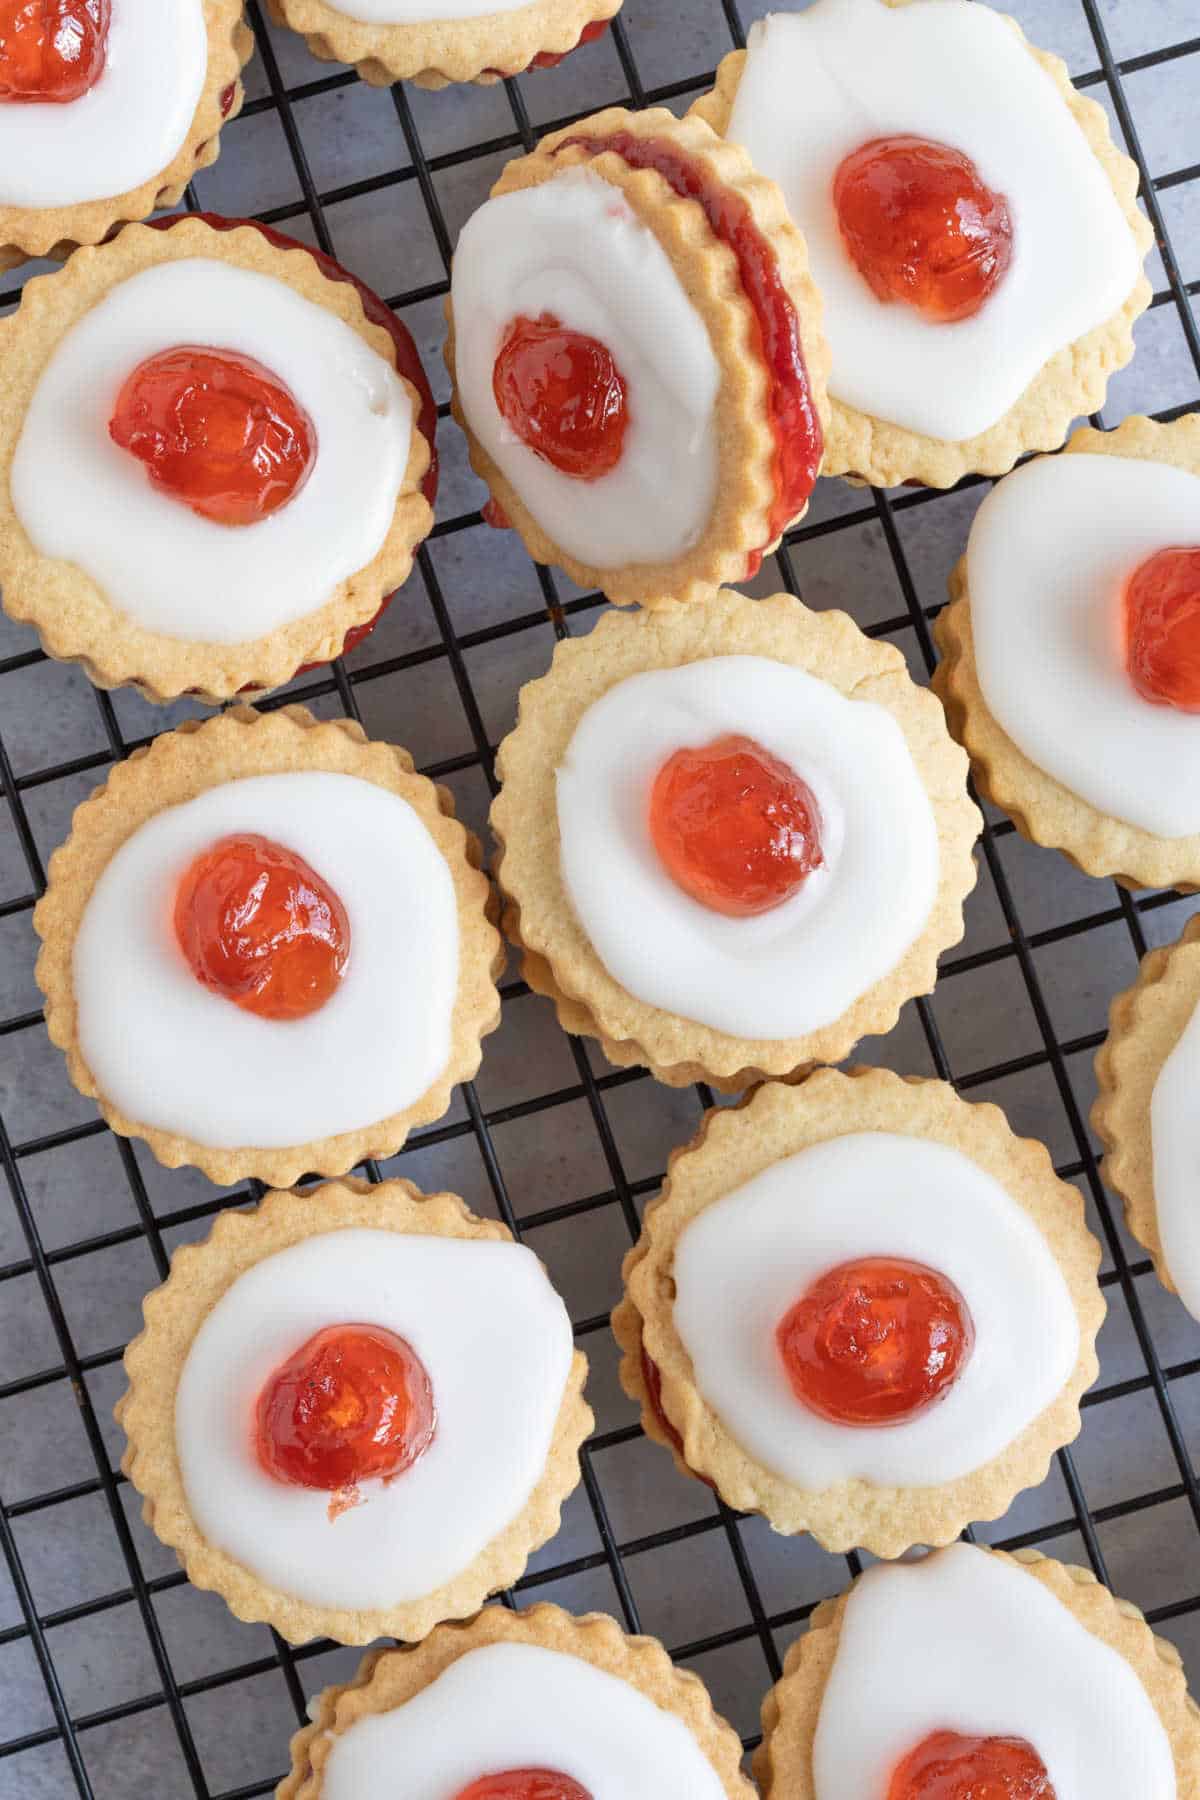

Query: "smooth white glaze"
(323, 0), (535, 18)
(73, 771), (459, 1149)
(1151, 992), (1200, 1324)
(727, 0), (1142, 441)
(968, 452), (1200, 839)
(452, 167), (720, 570)
(320, 1641), (729, 1800)
(175, 1230), (575, 1610)
(11, 258), (413, 644)
(555, 656), (938, 1040)
(0, 0), (208, 209)
(671, 1131), (1080, 1487)
(812, 1544), (1176, 1799)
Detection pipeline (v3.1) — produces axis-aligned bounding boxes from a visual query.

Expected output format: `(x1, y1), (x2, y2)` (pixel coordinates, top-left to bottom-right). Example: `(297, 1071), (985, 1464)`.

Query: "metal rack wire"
(0, 0), (1197, 1792)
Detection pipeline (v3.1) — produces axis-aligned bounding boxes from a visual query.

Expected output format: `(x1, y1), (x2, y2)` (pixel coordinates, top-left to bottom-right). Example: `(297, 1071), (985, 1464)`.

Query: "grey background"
(0, 0), (1198, 1793)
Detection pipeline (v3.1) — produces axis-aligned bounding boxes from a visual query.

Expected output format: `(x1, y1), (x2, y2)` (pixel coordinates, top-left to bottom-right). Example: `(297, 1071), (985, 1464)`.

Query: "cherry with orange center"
(776, 1256), (973, 1427)
(0, 0), (109, 103)
(833, 134), (1014, 324)
(256, 1323), (435, 1498)
(888, 1729), (1055, 1800)
(492, 311), (629, 481)
(649, 733), (823, 917)
(455, 1773), (592, 1800)
(174, 832), (350, 1022)
(109, 346), (317, 527)
(1124, 545), (1200, 712)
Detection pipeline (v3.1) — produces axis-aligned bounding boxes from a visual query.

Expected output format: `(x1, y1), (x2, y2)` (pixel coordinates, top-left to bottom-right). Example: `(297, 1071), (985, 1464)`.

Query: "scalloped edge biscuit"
(491, 590), (980, 1087)
(0, 3), (254, 268)
(117, 1180), (592, 1646)
(1093, 912), (1200, 1310)
(688, 0), (1153, 490)
(0, 217), (434, 702)
(615, 1069), (1104, 1555)
(278, 1600), (754, 1797)
(32, 704), (502, 1187)
(445, 105), (831, 608)
(934, 414), (1200, 891)
(267, 0), (622, 89)
(754, 1548), (1200, 1799)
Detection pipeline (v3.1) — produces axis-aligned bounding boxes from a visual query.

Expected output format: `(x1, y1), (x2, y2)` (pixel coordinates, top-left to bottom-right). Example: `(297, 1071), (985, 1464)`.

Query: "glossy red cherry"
(493, 311), (628, 481)
(174, 833), (350, 1022)
(888, 1730), (1055, 1799)
(256, 1324), (435, 1494)
(455, 1774), (592, 1800)
(1124, 545), (1200, 711)
(776, 1256), (973, 1426)
(649, 733), (823, 917)
(0, 0), (109, 103)
(109, 346), (316, 527)
(833, 135), (1014, 323)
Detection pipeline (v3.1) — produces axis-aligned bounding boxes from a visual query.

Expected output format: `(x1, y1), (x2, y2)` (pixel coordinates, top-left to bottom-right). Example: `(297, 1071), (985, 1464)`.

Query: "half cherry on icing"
(776, 1256), (973, 1427)
(0, 0), (110, 104)
(888, 1730), (1055, 1800)
(1124, 545), (1200, 712)
(109, 347), (316, 528)
(833, 135), (1014, 325)
(148, 213), (440, 672)
(550, 131), (824, 573)
(174, 833), (350, 1022)
(455, 1775), (593, 1800)
(493, 311), (629, 480)
(649, 733), (823, 917)
(256, 1324), (436, 1496)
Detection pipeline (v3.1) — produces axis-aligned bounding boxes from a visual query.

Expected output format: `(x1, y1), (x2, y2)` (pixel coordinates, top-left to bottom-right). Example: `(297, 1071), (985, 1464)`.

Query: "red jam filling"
(639, 1347), (716, 1489)
(888, 1730), (1055, 1800)
(256, 1324), (436, 1503)
(776, 1256), (973, 1427)
(455, 1776), (593, 1800)
(833, 135), (1014, 324)
(493, 311), (629, 480)
(148, 213), (439, 669)
(109, 347), (317, 527)
(1124, 545), (1200, 712)
(0, 0), (109, 103)
(174, 832), (351, 1022)
(495, 17), (609, 73)
(553, 130), (823, 570)
(649, 733), (823, 917)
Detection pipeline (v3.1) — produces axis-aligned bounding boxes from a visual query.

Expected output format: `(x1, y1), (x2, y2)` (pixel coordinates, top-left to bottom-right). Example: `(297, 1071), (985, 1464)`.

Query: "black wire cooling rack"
(0, 1), (1198, 1793)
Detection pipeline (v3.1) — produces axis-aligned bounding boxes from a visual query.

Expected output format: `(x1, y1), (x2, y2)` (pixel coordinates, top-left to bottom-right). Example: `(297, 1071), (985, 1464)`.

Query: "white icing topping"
(73, 771), (458, 1149)
(967, 453), (1200, 839)
(175, 1230), (575, 1611)
(11, 259), (413, 645)
(324, 0), (533, 18)
(320, 1641), (729, 1800)
(452, 167), (720, 570)
(0, 0), (208, 209)
(813, 1543), (1176, 1799)
(727, 0), (1142, 441)
(1151, 993), (1200, 1324)
(671, 1132), (1079, 1487)
(555, 656), (938, 1040)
